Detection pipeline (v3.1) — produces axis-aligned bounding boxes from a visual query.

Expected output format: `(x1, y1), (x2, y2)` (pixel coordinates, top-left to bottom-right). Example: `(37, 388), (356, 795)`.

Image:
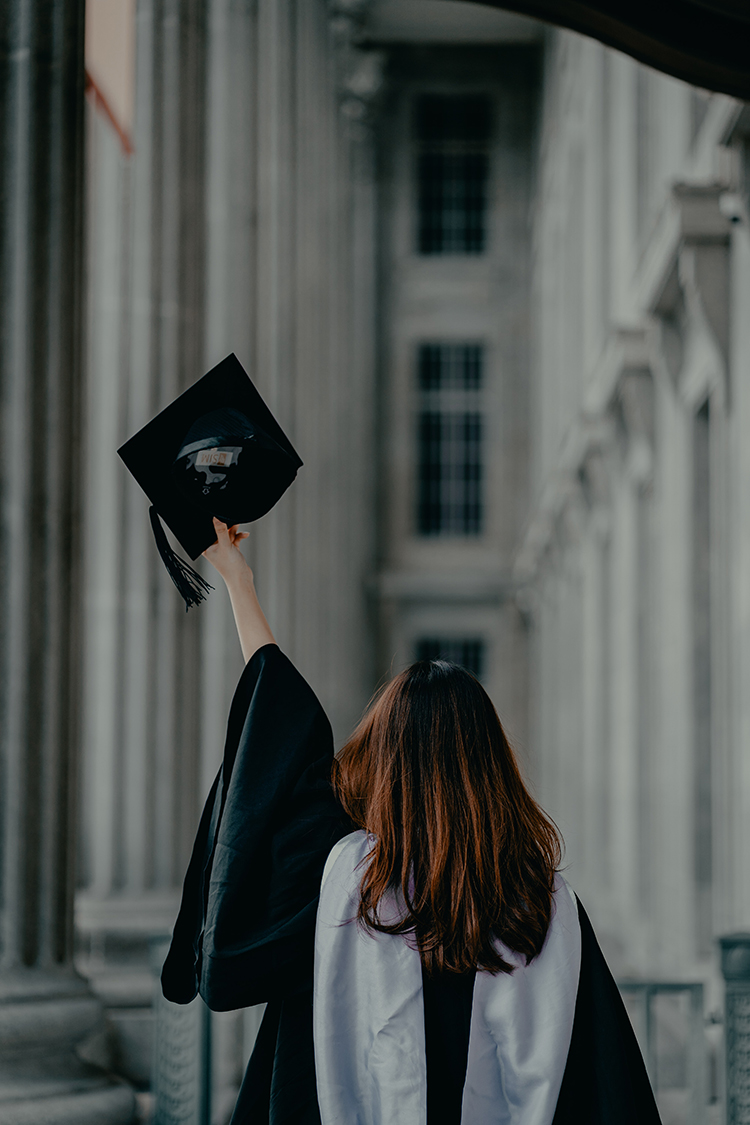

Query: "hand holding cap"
(118, 354), (303, 609)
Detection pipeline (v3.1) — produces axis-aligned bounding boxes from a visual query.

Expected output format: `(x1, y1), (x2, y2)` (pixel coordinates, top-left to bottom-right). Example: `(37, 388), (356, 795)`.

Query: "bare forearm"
(202, 518), (276, 662)
(225, 568), (276, 663)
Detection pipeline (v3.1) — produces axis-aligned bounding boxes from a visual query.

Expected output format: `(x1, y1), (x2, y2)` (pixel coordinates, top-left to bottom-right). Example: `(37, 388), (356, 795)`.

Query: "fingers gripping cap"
(117, 354), (303, 609)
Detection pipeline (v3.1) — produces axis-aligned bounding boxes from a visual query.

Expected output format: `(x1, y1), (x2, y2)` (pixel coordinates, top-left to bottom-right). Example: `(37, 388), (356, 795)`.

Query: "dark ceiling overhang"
(461, 1), (750, 99)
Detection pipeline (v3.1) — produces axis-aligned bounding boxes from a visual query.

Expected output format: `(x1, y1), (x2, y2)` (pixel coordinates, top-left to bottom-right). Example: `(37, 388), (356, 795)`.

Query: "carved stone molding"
(580, 448), (612, 510)
(646, 184), (731, 406)
(617, 370), (654, 445)
(614, 369), (655, 486)
(329, 0), (386, 135)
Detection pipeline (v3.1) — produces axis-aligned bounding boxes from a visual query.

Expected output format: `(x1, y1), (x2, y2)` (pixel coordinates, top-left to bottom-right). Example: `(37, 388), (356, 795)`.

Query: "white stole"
(313, 830), (581, 1125)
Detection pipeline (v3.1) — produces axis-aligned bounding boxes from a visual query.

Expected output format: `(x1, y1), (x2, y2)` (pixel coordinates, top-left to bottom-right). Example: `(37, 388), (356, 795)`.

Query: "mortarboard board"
(118, 354), (303, 609)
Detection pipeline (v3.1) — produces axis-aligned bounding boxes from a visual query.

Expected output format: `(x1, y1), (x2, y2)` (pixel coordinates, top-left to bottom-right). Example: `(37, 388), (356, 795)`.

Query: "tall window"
(415, 637), (485, 678)
(415, 94), (491, 255)
(417, 343), (483, 536)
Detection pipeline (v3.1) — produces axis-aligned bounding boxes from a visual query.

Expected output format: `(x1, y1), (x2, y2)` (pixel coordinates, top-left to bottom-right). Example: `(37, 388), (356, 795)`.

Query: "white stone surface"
(519, 32), (749, 1070)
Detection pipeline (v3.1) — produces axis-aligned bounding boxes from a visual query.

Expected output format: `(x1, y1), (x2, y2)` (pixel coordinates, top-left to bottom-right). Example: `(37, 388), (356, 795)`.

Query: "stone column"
(76, 0), (212, 1094)
(201, 1), (263, 1110)
(330, 2), (382, 735)
(0, 1), (134, 1121)
(577, 450), (611, 913)
(607, 369), (654, 961)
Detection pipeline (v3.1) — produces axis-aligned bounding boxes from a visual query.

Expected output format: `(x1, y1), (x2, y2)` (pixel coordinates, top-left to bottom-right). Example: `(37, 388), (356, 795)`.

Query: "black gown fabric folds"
(161, 644), (346, 1124)
(162, 643), (662, 1125)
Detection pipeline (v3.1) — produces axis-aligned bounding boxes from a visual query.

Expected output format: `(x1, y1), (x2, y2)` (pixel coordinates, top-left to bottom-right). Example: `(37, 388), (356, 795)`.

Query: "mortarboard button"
(118, 354), (302, 609)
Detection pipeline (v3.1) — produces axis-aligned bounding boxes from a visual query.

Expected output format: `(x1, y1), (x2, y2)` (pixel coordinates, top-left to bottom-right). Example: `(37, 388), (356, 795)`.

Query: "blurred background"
(1, 1), (750, 1123)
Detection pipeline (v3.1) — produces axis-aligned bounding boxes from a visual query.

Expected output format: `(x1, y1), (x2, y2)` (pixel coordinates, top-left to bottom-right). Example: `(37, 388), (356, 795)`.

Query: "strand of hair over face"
(333, 661), (562, 976)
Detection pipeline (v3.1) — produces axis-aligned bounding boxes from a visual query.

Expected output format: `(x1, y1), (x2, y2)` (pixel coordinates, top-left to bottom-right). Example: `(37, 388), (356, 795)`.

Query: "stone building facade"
(523, 23), (746, 987)
(516, 30), (750, 1123)
(1, 0), (749, 1121)
(74, 3), (750, 1121)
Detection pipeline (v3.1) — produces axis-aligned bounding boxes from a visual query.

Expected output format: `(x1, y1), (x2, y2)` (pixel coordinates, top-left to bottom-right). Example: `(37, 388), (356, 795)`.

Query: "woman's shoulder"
(323, 827), (370, 867)
(548, 872), (581, 948)
(320, 829), (373, 890)
(554, 871), (578, 909)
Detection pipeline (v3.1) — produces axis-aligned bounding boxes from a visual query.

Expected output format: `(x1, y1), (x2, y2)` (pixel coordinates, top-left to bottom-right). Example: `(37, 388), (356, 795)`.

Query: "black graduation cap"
(118, 354), (302, 609)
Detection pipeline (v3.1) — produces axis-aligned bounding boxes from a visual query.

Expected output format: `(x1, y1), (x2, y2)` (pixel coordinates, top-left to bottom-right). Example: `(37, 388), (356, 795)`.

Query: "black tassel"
(149, 505), (213, 610)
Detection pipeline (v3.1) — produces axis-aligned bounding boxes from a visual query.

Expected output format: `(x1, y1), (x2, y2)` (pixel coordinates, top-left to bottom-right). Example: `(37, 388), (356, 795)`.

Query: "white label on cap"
(196, 449), (234, 468)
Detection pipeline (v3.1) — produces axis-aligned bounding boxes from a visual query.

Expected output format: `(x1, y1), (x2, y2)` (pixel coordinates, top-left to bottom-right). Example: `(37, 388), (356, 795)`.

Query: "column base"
(0, 1082), (135, 1125)
(0, 969), (136, 1124)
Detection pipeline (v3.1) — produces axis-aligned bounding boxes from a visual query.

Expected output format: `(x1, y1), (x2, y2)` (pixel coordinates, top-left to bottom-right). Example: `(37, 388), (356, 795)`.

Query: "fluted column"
(0, 1), (134, 1120)
(328, 1), (382, 737)
(76, 0), (212, 1095)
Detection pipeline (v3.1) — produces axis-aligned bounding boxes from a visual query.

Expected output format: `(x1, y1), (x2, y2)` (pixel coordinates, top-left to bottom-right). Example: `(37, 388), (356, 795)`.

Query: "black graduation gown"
(161, 644), (662, 1125)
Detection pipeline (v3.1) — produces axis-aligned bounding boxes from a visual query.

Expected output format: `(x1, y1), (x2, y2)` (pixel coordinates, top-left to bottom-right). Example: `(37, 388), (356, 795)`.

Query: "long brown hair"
(332, 660), (562, 976)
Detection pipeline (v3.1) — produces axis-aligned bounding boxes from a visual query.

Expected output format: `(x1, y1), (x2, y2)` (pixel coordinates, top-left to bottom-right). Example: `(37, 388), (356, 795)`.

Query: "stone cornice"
(515, 327), (655, 584)
(635, 183), (733, 319)
(513, 414), (612, 584)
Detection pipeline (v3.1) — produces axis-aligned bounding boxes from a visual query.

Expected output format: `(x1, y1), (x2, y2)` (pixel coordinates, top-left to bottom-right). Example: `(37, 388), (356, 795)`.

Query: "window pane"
(416, 344), (484, 536)
(418, 343), (482, 390)
(415, 95), (491, 256)
(418, 152), (489, 255)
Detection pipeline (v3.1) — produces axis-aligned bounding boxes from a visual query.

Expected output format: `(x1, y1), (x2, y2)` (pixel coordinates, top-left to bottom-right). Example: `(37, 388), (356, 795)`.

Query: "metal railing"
(618, 980), (708, 1125)
(149, 939), (212, 1125)
(720, 934), (750, 1125)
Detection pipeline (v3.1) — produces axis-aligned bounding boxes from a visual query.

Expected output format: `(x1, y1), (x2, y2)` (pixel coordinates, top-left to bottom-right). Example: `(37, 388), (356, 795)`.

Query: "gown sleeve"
(161, 643), (351, 1013)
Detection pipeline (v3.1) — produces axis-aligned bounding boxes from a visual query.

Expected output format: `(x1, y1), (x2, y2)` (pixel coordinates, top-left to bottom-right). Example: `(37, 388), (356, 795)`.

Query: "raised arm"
(202, 517), (276, 662)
